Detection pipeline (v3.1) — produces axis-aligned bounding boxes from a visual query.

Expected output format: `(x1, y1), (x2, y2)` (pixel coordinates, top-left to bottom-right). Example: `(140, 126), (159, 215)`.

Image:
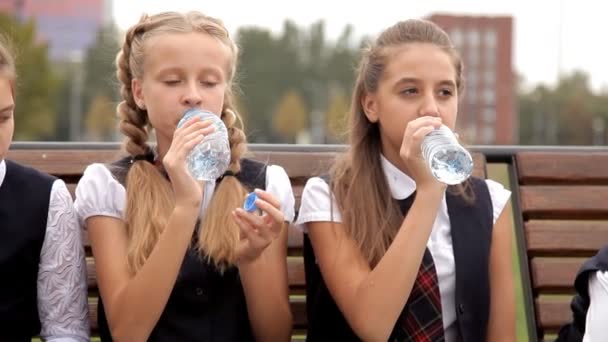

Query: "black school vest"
(0, 160), (55, 342)
(304, 177), (493, 342)
(556, 245), (608, 342)
(97, 157), (267, 342)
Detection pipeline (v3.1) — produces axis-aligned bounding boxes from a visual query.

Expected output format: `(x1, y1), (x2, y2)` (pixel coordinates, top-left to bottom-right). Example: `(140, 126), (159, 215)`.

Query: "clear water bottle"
(421, 125), (473, 185)
(177, 108), (231, 181)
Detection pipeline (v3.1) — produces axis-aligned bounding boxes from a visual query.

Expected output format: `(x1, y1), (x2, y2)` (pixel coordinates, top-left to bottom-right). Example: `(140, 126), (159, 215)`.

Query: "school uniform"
(295, 155), (511, 342)
(557, 246), (608, 342)
(0, 159), (89, 342)
(74, 156), (295, 342)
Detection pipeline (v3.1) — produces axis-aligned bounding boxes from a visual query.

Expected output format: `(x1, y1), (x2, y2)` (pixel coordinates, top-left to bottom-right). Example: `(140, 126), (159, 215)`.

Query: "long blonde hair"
(331, 19), (469, 267)
(116, 11), (248, 273)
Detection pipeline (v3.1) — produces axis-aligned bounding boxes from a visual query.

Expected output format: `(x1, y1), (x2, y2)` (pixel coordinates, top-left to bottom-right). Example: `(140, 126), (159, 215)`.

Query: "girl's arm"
(486, 204), (516, 341)
(308, 185), (444, 341)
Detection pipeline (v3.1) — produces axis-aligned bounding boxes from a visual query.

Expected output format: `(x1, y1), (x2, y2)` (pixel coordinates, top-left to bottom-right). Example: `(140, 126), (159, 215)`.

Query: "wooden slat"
(7, 148), (487, 180)
(6, 149), (122, 176)
(520, 186), (608, 219)
(248, 151), (336, 179)
(525, 220), (608, 256)
(87, 295), (307, 331)
(5, 149), (338, 179)
(535, 296), (572, 333)
(517, 152), (608, 185)
(530, 257), (584, 292)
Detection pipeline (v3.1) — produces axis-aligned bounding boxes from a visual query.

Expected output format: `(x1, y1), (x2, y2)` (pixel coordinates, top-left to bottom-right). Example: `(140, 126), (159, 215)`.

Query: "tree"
(325, 89), (349, 142)
(236, 20), (362, 143)
(85, 94), (116, 141)
(273, 90), (308, 142)
(518, 70), (607, 145)
(0, 13), (59, 140)
(81, 24), (121, 140)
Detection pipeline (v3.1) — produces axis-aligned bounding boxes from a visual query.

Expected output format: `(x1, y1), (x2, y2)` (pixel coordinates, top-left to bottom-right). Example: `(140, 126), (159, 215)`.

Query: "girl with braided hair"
(74, 11), (294, 342)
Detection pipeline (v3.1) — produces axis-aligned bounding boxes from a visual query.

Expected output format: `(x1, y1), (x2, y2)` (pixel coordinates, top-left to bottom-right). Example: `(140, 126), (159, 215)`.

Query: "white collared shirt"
(74, 162), (295, 228)
(583, 270), (608, 341)
(295, 155), (511, 342)
(0, 160), (89, 342)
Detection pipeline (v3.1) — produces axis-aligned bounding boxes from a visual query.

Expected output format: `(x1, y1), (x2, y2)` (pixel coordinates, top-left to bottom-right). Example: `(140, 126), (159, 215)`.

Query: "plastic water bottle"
(177, 108), (231, 181)
(421, 125), (473, 185)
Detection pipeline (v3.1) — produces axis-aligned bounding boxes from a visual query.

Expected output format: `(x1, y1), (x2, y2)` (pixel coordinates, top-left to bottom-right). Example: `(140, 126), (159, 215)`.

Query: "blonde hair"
(0, 35), (16, 93)
(331, 19), (472, 266)
(116, 11), (248, 273)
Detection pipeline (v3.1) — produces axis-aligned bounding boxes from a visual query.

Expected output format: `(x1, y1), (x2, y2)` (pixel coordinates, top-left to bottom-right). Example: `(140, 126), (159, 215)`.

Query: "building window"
(484, 29), (497, 48)
(485, 47), (496, 67)
(467, 29), (480, 46)
(466, 70), (478, 89)
(484, 70), (496, 86)
(467, 46), (479, 67)
(482, 125), (495, 144)
(483, 88), (495, 105)
(482, 107), (496, 123)
(451, 28), (463, 48)
(466, 86), (477, 107)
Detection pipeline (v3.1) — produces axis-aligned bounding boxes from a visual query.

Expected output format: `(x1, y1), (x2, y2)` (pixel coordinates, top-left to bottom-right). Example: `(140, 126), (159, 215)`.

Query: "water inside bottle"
(178, 108), (231, 181)
(428, 147), (473, 185)
(422, 125), (473, 185)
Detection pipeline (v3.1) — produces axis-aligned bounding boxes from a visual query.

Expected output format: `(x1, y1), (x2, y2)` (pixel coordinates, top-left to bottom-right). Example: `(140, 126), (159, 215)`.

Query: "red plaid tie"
(391, 195), (445, 342)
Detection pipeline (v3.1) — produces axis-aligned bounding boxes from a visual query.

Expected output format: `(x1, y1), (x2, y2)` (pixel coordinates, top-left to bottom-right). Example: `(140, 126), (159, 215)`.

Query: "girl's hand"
(234, 189), (285, 263)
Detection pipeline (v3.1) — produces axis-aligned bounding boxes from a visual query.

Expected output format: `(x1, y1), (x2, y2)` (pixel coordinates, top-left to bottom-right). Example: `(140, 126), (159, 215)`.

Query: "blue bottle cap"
(243, 192), (259, 213)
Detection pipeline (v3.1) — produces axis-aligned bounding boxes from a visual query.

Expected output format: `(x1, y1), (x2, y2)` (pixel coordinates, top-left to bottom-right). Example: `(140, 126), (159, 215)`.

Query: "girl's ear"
(361, 92), (379, 123)
(132, 78), (146, 110)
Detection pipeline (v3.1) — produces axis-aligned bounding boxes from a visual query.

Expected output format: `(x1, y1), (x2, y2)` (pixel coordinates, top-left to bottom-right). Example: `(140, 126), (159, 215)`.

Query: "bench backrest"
(514, 151), (608, 341)
(7, 145), (487, 339)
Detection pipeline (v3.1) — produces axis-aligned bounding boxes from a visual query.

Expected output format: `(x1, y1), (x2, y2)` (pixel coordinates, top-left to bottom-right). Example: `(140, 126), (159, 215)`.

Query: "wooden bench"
(511, 151), (608, 341)
(7, 143), (485, 340)
(12, 143), (608, 341)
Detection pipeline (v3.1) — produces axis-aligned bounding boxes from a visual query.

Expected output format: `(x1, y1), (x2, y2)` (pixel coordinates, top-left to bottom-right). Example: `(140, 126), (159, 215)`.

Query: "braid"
(116, 18), (152, 156)
(222, 92), (247, 172)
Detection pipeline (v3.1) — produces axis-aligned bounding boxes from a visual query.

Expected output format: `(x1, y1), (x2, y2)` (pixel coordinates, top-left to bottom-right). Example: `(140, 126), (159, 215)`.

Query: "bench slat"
(530, 257), (583, 292)
(525, 220), (608, 256)
(520, 186), (608, 220)
(535, 296), (572, 333)
(516, 152), (608, 185)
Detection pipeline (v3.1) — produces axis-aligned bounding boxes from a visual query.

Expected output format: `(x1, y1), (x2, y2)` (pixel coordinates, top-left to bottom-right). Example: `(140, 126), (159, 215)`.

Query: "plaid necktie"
(391, 193), (445, 342)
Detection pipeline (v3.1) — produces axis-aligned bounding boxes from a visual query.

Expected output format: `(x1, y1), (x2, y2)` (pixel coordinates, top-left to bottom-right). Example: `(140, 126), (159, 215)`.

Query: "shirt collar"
(0, 159), (5, 188)
(380, 154), (417, 200)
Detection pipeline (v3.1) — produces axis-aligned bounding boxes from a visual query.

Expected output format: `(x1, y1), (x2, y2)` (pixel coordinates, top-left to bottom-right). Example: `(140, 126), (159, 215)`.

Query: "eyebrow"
(0, 104), (14, 113)
(394, 77), (456, 88)
(157, 66), (223, 77)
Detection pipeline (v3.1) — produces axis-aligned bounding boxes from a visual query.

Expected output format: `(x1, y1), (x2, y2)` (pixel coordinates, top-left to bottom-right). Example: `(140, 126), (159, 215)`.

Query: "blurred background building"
(0, 0), (111, 61)
(429, 14), (515, 145)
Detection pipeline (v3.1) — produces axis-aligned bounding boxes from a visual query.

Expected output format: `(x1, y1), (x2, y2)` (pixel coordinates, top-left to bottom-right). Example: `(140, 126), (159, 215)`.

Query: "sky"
(113, 0), (608, 92)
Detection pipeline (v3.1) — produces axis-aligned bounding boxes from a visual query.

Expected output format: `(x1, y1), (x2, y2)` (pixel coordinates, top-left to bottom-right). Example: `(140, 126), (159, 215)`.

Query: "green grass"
(487, 164), (530, 342)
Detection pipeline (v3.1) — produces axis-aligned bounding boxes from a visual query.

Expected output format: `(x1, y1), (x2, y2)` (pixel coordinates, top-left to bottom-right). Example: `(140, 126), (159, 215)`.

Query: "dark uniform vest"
(98, 157), (267, 342)
(0, 160), (56, 342)
(304, 177), (493, 342)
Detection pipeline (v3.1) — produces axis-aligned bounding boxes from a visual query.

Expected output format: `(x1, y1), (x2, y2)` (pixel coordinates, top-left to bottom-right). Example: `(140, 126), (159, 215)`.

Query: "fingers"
(403, 116), (442, 143)
(250, 191), (284, 223)
(253, 189), (281, 209)
(233, 211), (273, 254)
(173, 119), (214, 146)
